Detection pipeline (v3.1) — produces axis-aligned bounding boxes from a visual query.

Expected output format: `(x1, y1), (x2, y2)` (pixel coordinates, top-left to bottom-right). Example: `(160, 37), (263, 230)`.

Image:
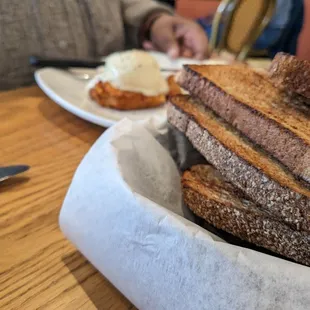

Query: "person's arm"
(121, 0), (208, 59)
(121, 0), (173, 47)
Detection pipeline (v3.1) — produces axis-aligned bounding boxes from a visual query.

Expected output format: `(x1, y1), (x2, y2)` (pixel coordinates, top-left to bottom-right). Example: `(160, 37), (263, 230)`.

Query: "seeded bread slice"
(269, 52), (310, 100)
(177, 64), (310, 184)
(182, 165), (310, 266)
(167, 95), (310, 231)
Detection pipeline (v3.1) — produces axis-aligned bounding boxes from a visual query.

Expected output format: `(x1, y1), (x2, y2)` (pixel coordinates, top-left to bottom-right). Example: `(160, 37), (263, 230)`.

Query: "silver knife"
(0, 165), (30, 182)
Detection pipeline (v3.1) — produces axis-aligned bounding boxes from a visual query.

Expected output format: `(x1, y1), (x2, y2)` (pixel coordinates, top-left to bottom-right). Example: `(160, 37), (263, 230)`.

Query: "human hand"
(143, 15), (208, 60)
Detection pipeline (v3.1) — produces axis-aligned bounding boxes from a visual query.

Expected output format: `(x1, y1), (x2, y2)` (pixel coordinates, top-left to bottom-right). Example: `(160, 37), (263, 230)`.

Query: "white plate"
(35, 68), (169, 128)
(35, 52), (227, 128)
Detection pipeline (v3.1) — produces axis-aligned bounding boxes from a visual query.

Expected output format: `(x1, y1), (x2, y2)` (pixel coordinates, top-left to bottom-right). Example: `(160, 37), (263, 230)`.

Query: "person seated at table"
(197, 0), (303, 57)
(0, 0), (208, 91)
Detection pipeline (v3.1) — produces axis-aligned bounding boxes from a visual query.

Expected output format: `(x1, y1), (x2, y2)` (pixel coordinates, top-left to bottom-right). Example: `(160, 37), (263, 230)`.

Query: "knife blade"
(29, 55), (179, 72)
(0, 165), (30, 182)
(30, 55), (103, 69)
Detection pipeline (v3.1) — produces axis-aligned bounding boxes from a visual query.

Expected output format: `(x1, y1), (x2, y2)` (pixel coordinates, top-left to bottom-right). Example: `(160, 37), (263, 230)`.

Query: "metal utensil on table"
(30, 56), (101, 80)
(0, 165), (30, 183)
(30, 55), (103, 69)
(30, 55), (179, 80)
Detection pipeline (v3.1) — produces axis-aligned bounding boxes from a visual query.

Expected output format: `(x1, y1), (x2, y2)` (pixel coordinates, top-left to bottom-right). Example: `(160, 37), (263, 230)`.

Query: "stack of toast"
(167, 53), (310, 266)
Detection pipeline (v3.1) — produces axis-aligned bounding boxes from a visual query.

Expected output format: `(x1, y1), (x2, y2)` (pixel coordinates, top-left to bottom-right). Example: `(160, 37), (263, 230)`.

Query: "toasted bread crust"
(178, 64), (310, 184)
(182, 165), (310, 266)
(168, 95), (310, 231)
(167, 75), (182, 97)
(89, 81), (166, 110)
(269, 52), (310, 99)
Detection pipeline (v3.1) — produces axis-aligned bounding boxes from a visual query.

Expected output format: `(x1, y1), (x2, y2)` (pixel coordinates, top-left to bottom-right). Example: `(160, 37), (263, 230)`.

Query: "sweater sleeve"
(121, 0), (174, 47)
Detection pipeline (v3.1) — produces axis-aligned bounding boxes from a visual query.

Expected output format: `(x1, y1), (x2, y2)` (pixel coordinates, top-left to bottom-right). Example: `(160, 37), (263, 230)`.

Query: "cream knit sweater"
(0, 0), (172, 90)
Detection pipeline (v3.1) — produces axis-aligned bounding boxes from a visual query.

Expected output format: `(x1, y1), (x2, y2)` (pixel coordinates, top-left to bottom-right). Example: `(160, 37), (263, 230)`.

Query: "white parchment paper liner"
(60, 119), (310, 310)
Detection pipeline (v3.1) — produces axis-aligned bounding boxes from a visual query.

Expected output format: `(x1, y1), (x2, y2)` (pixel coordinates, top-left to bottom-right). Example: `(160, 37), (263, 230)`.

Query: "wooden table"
(0, 87), (137, 309)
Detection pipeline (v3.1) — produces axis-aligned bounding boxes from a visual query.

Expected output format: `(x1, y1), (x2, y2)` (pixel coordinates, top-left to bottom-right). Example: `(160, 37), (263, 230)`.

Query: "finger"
(161, 35), (180, 59)
(181, 47), (193, 58)
(151, 26), (180, 58)
(194, 52), (205, 60)
(175, 23), (209, 60)
(185, 35), (208, 60)
(152, 35), (180, 58)
(168, 44), (180, 59)
(175, 23), (189, 39)
(143, 41), (155, 51)
(192, 32), (209, 59)
(175, 26), (195, 58)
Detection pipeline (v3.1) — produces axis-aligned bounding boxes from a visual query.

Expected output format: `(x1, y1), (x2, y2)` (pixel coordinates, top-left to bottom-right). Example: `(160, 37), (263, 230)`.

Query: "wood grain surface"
(0, 87), (137, 310)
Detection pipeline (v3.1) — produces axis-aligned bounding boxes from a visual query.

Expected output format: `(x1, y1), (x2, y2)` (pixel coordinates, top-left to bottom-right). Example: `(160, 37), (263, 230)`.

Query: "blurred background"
(160, 0), (310, 60)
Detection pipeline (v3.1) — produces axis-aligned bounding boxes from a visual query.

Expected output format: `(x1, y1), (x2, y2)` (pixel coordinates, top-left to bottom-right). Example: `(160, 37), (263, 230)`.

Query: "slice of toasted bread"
(90, 81), (166, 110)
(182, 165), (310, 266)
(269, 52), (310, 100)
(177, 64), (310, 184)
(168, 95), (310, 231)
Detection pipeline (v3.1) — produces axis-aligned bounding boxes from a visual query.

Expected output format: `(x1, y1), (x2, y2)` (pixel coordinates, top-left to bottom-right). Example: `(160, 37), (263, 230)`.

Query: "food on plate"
(89, 81), (167, 110)
(166, 75), (183, 97)
(177, 63), (310, 184)
(269, 52), (310, 100)
(168, 54), (310, 266)
(182, 165), (310, 266)
(88, 50), (178, 110)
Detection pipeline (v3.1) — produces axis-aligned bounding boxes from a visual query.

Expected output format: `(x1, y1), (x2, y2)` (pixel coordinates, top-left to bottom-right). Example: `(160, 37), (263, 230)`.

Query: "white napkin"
(60, 119), (310, 310)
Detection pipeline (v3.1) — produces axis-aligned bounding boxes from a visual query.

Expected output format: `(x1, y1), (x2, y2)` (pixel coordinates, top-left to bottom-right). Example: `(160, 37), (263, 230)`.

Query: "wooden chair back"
(209, 0), (276, 60)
